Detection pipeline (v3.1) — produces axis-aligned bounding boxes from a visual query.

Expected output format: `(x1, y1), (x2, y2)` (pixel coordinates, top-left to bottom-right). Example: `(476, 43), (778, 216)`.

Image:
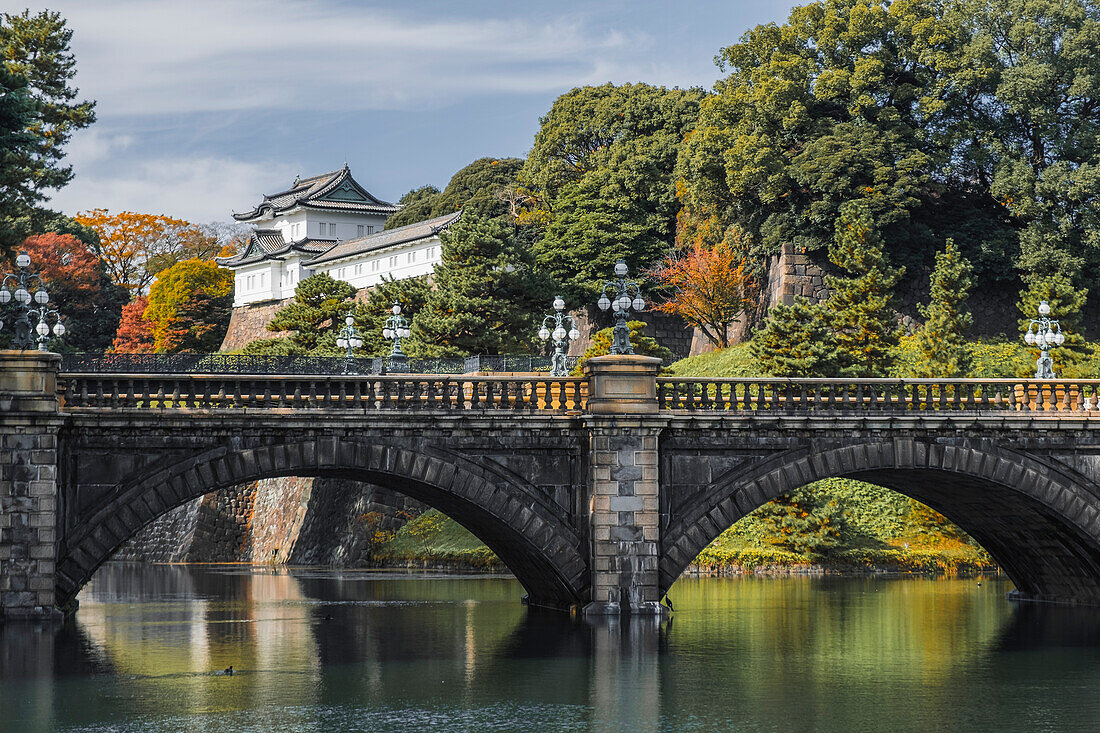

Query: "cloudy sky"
(42, 0), (800, 224)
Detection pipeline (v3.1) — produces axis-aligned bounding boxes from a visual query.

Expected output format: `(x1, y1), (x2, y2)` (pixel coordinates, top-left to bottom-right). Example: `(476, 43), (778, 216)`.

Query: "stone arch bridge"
(5, 350), (1100, 621)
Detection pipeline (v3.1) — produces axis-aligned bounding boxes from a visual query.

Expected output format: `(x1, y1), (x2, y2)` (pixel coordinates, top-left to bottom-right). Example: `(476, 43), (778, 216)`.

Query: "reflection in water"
(1, 564), (1099, 731)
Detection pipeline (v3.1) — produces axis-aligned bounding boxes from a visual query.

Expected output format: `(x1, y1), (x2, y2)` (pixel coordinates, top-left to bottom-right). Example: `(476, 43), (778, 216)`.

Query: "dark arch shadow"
(58, 437), (588, 611)
(661, 439), (1100, 605)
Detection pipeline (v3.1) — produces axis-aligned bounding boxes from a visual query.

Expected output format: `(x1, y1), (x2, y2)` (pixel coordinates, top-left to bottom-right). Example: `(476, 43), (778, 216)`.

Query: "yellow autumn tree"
(144, 258), (233, 353)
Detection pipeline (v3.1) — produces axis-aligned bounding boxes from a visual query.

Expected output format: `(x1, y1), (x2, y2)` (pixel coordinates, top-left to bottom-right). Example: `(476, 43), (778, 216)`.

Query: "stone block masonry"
(0, 351), (64, 621)
(584, 354), (666, 616)
(118, 476), (426, 565)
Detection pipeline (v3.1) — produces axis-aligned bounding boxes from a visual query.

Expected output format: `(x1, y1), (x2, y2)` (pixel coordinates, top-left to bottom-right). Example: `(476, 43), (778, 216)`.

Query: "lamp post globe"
(335, 310), (365, 373)
(383, 301), (411, 367)
(539, 296), (581, 376)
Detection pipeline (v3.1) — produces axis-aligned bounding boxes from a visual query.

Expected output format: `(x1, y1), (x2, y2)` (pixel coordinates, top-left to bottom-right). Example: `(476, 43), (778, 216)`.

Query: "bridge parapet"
(657, 377), (1100, 413)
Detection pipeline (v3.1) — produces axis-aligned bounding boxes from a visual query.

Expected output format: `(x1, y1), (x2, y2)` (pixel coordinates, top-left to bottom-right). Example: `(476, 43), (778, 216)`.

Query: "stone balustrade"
(657, 377), (1100, 413)
(58, 373), (587, 413)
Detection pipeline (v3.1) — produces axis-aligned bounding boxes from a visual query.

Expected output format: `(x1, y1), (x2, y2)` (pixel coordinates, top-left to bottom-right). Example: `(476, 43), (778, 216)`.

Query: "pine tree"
(752, 297), (840, 377)
(414, 214), (546, 356)
(913, 240), (974, 377)
(243, 273), (356, 355)
(754, 486), (845, 559)
(350, 274), (431, 356)
(825, 201), (904, 377)
(1017, 274), (1090, 377)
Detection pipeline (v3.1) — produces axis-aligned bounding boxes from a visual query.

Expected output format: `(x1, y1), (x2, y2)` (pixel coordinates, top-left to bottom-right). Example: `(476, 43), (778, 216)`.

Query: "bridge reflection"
(6, 564), (1100, 732)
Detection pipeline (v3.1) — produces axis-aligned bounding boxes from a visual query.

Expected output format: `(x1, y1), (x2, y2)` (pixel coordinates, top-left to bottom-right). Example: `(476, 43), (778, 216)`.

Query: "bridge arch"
(57, 437), (588, 611)
(661, 439), (1100, 605)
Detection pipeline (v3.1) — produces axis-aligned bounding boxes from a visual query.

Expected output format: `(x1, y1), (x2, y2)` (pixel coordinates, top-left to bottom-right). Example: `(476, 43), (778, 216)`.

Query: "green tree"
(571, 320), (673, 375)
(912, 240), (974, 377)
(414, 215), (546, 356)
(754, 486), (845, 558)
(145, 259), (233, 353)
(351, 274), (432, 356)
(677, 1), (965, 269)
(0, 64), (44, 253)
(244, 273), (356, 355)
(386, 185), (439, 228)
(825, 201), (904, 376)
(752, 297), (840, 377)
(1017, 274), (1090, 376)
(521, 83), (705, 301)
(967, 0), (1100, 282)
(385, 158), (523, 229)
(1, 10), (95, 174)
(0, 10), (95, 254)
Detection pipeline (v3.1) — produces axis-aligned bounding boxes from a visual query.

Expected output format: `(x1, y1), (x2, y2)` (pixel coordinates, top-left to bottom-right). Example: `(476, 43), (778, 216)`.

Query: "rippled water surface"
(3, 564), (1100, 732)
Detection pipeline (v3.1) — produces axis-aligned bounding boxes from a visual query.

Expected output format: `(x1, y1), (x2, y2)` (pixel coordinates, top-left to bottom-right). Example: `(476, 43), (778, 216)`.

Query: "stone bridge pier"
(0, 352), (63, 621)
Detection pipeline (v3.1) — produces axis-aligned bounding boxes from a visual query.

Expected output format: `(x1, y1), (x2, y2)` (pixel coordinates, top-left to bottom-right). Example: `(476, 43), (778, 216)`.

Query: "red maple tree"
(110, 296), (155, 353)
(649, 238), (758, 348)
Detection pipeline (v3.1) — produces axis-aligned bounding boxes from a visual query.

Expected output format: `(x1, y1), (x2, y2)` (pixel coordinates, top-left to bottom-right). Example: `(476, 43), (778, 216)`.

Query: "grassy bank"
(372, 510), (504, 569)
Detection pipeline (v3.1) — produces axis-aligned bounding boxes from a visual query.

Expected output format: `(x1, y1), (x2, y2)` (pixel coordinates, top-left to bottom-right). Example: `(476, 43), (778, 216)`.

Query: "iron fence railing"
(58, 373), (588, 413)
(463, 354), (580, 373)
(59, 353), (576, 376)
(656, 377), (1100, 413)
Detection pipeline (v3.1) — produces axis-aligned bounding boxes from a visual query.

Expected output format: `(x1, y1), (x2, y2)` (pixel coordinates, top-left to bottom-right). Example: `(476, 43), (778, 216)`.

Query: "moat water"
(2, 564), (1100, 732)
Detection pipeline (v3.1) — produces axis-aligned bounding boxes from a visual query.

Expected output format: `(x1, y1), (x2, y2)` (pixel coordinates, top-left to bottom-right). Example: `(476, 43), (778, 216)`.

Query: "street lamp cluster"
(382, 302), (411, 360)
(596, 260), (645, 355)
(539, 295), (581, 376)
(1, 251), (67, 350)
(1024, 300), (1066, 379)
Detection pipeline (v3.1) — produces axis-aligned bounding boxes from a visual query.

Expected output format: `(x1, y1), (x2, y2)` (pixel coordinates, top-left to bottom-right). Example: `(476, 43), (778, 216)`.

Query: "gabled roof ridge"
(233, 166), (398, 222)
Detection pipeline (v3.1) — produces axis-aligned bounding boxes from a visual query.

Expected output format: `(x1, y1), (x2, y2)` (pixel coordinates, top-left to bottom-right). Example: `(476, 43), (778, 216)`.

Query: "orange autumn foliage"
(74, 209), (210, 295)
(650, 238), (758, 348)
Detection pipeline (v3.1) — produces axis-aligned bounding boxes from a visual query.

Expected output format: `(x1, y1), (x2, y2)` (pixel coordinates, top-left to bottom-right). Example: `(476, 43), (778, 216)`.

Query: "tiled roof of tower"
(306, 210), (462, 267)
(215, 229), (337, 267)
(232, 165), (399, 221)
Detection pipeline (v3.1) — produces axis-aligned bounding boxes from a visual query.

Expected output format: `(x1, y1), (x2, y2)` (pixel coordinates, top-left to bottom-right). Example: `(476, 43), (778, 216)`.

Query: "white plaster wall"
(303, 211), (387, 241)
(233, 262), (279, 307)
(313, 236), (443, 289)
(230, 232), (443, 306)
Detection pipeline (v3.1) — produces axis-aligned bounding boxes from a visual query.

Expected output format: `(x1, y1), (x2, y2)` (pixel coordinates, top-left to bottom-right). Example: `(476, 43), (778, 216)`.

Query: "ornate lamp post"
(539, 295), (581, 376)
(335, 312), (364, 374)
(596, 260), (646, 355)
(1023, 300), (1065, 379)
(382, 301), (411, 362)
(1, 251), (67, 350)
